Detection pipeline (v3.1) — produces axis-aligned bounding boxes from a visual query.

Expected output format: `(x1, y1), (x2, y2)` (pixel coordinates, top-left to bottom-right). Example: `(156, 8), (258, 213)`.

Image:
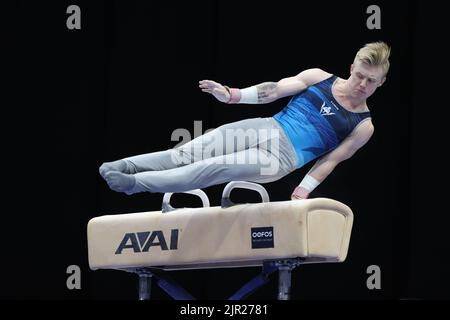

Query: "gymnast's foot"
(104, 171), (136, 195)
(99, 160), (127, 179)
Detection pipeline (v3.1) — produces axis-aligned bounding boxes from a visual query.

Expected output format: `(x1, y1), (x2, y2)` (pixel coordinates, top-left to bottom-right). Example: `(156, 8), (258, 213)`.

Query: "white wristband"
(239, 86), (258, 104)
(299, 174), (320, 192)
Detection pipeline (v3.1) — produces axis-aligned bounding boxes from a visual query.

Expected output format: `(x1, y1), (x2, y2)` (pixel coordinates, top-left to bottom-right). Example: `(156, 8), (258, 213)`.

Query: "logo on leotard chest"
(319, 102), (335, 116)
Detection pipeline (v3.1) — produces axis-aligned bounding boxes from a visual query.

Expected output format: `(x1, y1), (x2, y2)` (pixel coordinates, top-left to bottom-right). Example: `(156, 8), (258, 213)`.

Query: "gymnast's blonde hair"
(354, 41), (391, 76)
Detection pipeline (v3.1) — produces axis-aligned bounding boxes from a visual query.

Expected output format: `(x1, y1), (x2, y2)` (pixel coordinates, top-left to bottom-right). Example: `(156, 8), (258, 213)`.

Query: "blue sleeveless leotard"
(273, 75), (371, 168)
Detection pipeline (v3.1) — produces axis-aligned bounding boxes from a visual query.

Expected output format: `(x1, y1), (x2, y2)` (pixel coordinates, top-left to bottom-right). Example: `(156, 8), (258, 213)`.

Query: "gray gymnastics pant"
(122, 117), (298, 194)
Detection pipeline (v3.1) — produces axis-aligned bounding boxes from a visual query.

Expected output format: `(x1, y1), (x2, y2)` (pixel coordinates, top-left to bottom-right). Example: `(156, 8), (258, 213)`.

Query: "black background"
(3, 0), (448, 300)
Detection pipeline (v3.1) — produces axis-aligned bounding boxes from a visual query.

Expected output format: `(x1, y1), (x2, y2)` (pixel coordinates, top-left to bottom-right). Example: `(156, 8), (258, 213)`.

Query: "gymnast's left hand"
(291, 186), (309, 200)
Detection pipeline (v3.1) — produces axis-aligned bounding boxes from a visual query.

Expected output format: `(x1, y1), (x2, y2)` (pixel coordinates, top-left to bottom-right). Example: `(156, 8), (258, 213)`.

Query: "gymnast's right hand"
(199, 80), (230, 103)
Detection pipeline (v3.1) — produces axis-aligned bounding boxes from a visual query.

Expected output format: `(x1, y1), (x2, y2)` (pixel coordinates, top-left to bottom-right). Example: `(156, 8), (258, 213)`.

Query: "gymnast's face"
(348, 61), (386, 99)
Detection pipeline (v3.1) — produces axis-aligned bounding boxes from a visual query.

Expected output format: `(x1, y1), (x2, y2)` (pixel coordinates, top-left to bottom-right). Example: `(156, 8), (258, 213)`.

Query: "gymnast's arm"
(291, 119), (375, 200)
(199, 68), (331, 104)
